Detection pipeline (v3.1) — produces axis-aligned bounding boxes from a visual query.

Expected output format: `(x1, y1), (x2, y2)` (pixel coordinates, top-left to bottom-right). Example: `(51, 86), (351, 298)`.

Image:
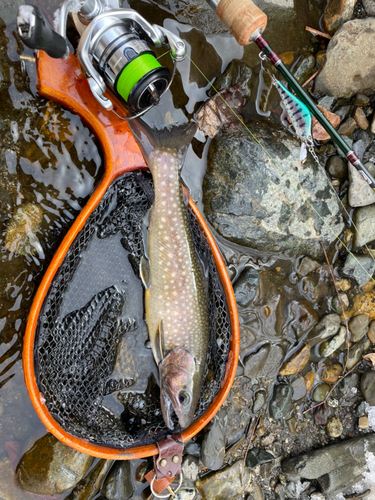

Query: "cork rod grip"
(216, 0), (267, 45)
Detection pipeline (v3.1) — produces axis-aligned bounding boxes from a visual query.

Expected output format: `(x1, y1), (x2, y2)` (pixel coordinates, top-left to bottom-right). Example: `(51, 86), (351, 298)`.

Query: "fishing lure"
(269, 73), (315, 164)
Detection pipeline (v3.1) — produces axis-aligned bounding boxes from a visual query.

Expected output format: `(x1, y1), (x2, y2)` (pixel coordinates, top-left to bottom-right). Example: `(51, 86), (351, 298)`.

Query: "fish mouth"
(161, 384), (180, 430)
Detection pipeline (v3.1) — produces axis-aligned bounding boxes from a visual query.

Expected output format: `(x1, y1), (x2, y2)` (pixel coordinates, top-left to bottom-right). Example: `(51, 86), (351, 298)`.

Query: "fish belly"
(146, 151), (209, 366)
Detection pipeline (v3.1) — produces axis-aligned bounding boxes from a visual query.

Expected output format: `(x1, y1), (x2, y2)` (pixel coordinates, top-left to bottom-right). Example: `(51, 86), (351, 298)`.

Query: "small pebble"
(368, 320), (375, 343)
(353, 93), (370, 107)
(325, 155), (348, 179)
(349, 314), (369, 342)
(279, 345), (310, 376)
(312, 383), (331, 403)
(326, 417), (343, 438)
(327, 398), (339, 408)
(358, 416), (369, 429)
(304, 371), (315, 392)
(354, 107), (369, 130)
(336, 279), (351, 291)
(332, 293), (349, 314)
(321, 364), (343, 384)
(338, 117), (357, 136)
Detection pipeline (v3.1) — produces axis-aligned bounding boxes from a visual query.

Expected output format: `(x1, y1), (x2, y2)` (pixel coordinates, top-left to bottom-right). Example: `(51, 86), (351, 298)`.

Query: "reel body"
(17, 0), (186, 117)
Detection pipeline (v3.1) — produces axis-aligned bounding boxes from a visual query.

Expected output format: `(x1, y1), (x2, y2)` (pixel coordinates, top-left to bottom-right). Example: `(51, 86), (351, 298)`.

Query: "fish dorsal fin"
(155, 319), (165, 365)
(140, 255), (151, 289)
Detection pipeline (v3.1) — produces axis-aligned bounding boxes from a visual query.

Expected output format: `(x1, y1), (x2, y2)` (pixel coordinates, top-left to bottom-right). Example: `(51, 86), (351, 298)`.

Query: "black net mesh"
(34, 171), (231, 449)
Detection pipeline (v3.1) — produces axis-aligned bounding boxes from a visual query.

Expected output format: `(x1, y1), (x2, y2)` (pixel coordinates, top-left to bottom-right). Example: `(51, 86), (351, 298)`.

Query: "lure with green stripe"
(271, 76), (313, 162)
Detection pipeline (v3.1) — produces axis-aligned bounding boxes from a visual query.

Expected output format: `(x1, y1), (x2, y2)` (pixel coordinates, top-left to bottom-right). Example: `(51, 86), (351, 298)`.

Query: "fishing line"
(182, 52), (375, 285)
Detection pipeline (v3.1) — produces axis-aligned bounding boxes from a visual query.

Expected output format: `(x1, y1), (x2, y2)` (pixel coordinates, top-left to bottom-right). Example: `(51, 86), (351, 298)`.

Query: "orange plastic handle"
(216, 0), (267, 45)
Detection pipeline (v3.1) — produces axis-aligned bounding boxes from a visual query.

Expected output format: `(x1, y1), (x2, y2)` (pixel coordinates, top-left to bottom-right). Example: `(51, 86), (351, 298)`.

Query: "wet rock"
(245, 447), (274, 468)
(335, 372), (359, 397)
(279, 345), (310, 376)
(322, 0), (357, 34)
(269, 384), (293, 420)
(0, 457), (26, 500)
(203, 123), (344, 258)
(312, 383), (331, 403)
(243, 344), (284, 381)
(195, 459), (252, 500)
(371, 114), (375, 134)
(334, 104), (351, 122)
(363, 0), (375, 15)
(221, 377), (253, 444)
(315, 18), (375, 98)
(4, 202), (44, 256)
(360, 371), (375, 405)
(200, 414), (225, 471)
(353, 204), (375, 247)
(341, 253), (375, 288)
(353, 132), (371, 161)
(349, 314), (369, 342)
(368, 320), (375, 343)
(312, 106), (341, 141)
(354, 107), (369, 130)
(337, 117), (357, 136)
(326, 417), (343, 438)
(344, 336), (371, 369)
(304, 371), (315, 392)
(358, 416), (369, 429)
(101, 461), (133, 500)
(282, 434), (375, 483)
(318, 95), (335, 111)
(348, 163), (375, 207)
(16, 433), (94, 495)
(321, 364), (343, 383)
(173, 489), (197, 500)
(319, 326), (346, 357)
(69, 459), (114, 500)
(233, 267), (259, 307)
(211, 60), (252, 102)
(182, 455), (199, 482)
(292, 54), (316, 85)
(336, 278), (351, 291)
(305, 314), (341, 346)
(325, 155), (347, 179)
(252, 390), (267, 414)
(135, 461), (149, 483)
(291, 375), (307, 400)
(353, 93), (370, 107)
(331, 293), (349, 314)
(285, 300), (319, 340)
(296, 257), (320, 277)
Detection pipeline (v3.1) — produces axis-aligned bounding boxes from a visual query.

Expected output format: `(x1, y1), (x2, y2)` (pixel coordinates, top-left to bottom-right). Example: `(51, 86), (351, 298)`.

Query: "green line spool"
(115, 53), (171, 112)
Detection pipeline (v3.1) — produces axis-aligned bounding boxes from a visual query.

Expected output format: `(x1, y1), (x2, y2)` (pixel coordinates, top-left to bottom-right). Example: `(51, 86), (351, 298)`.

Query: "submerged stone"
(101, 461), (133, 500)
(16, 433), (94, 495)
(279, 345), (310, 376)
(305, 314), (341, 346)
(360, 371), (375, 405)
(269, 384), (293, 420)
(245, 447), (274, 468)
(233, 267), (260, 307)
(195, 459), (252, 500)
(5, 202), (43, 256)
(203, 123), (344, 258)
(201, 413), (225, 471)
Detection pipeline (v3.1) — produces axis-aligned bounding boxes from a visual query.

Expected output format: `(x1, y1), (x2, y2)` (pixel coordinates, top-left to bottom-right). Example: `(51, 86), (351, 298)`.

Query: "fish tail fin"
(129, 119), (198, 171)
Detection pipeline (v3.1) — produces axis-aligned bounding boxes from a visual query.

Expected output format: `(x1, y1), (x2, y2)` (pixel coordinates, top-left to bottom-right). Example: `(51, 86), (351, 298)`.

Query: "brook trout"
(132, 120), (210, 430)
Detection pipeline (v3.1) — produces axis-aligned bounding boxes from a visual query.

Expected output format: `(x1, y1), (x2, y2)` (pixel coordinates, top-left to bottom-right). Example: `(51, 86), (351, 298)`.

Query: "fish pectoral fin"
(155, 319), (166, 365)
(300, 142), (307, 164)
(140, 255), (151, 288)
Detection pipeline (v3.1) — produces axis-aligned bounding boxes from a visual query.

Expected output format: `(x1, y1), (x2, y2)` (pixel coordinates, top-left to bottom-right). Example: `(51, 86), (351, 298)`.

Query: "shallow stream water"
(0, 0), (331, 498)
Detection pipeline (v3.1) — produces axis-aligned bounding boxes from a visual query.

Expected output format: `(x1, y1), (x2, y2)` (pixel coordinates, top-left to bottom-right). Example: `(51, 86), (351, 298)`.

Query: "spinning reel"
(17, 0), (186, 118)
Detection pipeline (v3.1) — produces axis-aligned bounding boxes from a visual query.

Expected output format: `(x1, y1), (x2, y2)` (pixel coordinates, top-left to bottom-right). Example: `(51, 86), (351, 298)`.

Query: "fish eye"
(179, 391), (190, 406)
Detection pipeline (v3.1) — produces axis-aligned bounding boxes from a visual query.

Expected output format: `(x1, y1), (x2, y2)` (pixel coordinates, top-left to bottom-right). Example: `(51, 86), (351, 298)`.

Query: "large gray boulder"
(315, 18), (375, 98)
(202, 123), (344, 258)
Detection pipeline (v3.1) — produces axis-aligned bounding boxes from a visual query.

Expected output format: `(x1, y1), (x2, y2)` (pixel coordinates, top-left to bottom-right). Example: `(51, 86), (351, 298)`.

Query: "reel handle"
(214, 0), (267, 45)
(17, 5), (68, 59)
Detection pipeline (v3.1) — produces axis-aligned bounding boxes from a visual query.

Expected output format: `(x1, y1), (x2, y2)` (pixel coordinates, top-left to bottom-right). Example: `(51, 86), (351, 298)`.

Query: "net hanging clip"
(145, 434), (184, 498)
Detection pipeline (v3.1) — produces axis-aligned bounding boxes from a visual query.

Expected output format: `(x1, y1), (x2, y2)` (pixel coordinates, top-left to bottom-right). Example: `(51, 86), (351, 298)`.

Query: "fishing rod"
(205, 0), (375, 189)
